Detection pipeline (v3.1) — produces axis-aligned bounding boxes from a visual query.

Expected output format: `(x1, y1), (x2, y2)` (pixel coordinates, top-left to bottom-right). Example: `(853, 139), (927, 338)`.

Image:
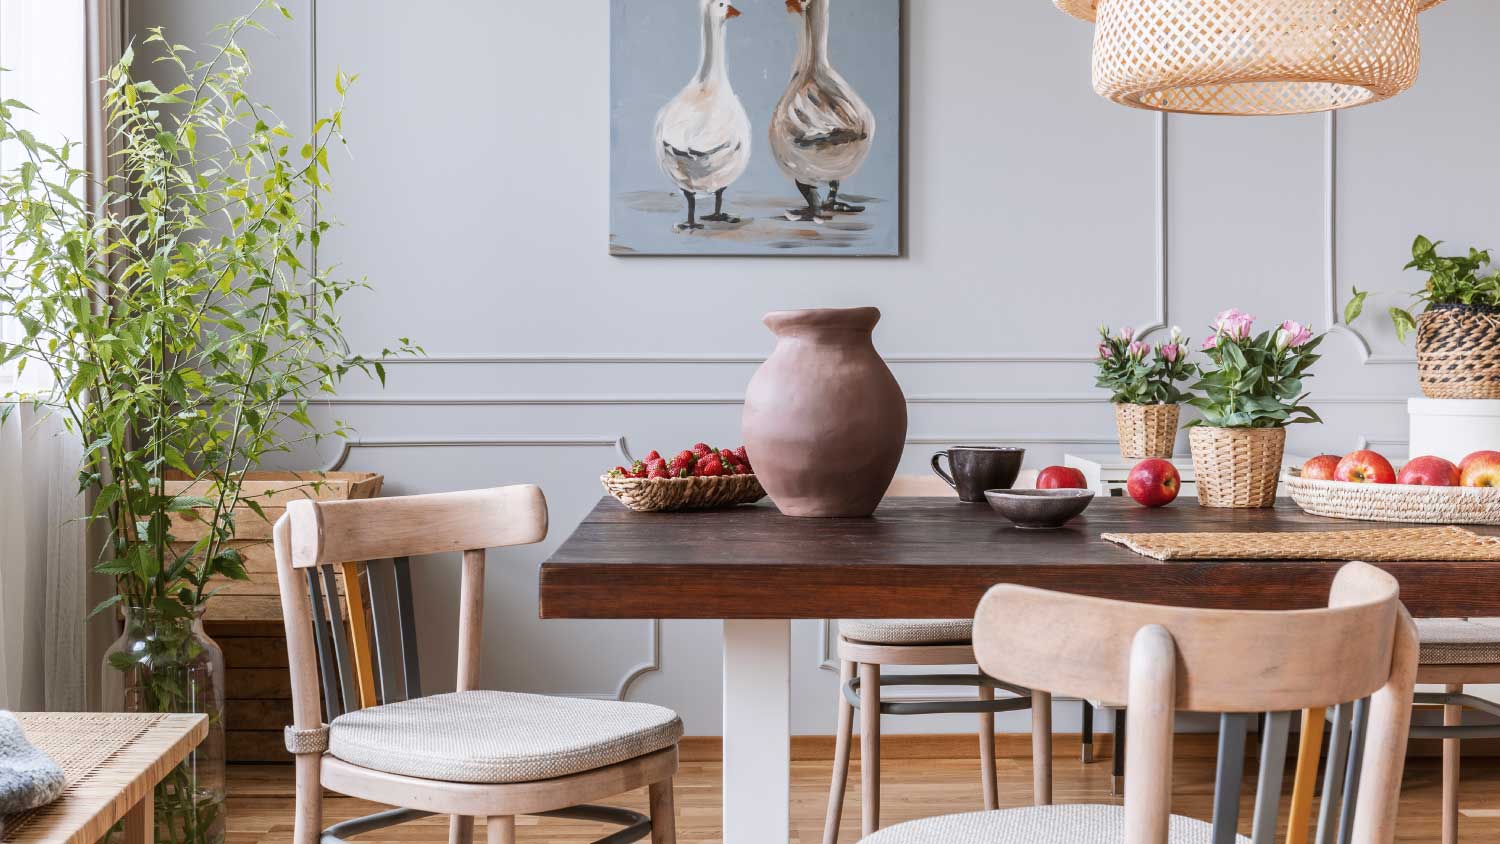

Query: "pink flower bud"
(1277, 319), (1313, 348)
(1159, 342), (1180, 363)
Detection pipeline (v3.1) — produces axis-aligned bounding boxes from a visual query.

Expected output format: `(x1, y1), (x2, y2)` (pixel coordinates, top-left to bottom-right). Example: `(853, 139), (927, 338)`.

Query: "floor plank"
(226, 746), (1500, 843)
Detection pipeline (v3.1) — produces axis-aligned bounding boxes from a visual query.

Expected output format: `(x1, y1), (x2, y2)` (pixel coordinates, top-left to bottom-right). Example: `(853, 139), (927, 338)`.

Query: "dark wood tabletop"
(538, 496), (1500, 620)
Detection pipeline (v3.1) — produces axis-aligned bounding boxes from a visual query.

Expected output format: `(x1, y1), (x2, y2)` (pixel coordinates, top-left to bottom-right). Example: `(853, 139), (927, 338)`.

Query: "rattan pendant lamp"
(1054, 0), (1447, 115)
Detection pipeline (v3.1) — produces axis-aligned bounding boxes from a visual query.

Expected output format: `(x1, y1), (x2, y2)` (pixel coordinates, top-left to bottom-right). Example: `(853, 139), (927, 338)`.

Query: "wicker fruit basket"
(1285, 472), (1500, 525)
(601, 473), (766, 512)
(1416, 305), (1500, 399)
(1114, 403), (1179, 459)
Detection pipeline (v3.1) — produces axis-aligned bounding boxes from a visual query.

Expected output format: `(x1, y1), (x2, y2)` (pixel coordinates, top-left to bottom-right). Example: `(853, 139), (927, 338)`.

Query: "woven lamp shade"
(1054, 0), (1446, 116)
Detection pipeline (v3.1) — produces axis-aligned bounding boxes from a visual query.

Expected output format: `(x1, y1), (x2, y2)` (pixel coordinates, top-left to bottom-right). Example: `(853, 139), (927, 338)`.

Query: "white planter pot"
(1408, 398), (1500, 463)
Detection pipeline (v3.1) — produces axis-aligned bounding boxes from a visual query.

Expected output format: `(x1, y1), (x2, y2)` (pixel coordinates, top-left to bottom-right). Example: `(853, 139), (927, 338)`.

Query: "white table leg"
(722, 619), (791, 844)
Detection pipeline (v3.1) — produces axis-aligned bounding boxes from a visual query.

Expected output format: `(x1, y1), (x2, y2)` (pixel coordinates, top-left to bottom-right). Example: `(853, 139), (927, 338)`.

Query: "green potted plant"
(1346, 235), (1500, 399)
(0, 5), (414, 841)
(1094, 325), (1196, 458)
(1186, 310), (1323, 508)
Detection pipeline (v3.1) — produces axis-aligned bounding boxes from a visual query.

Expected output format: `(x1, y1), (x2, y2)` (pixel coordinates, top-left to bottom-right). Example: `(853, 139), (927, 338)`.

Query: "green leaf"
(1344, 288), (1367, 324)
(1390, 307), (1417, 342)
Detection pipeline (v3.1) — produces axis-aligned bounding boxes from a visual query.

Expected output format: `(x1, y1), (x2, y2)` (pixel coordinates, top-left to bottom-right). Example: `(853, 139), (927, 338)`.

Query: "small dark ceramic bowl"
(984, 488), (1094, 530)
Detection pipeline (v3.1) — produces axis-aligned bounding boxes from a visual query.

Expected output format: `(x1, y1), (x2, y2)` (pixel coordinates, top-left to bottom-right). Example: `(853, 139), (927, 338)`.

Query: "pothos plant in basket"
(1346, 235), (1500, 399)
(1094, 325), (1196, 459)
(1185, 310), (1324, 508)
(0, 4), (416, 841)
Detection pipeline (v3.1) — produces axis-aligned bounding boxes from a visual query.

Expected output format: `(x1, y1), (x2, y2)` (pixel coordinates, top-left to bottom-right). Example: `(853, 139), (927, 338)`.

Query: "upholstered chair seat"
(1416, 618), (1500, 665)
(328, 690), (683, 784)
(859, 805), (1249, 844)
(838, 619), (973, 646)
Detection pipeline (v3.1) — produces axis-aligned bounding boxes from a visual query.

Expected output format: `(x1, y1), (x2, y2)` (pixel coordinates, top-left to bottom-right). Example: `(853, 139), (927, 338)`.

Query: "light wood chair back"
(973, 561), (1418, 844)
(274, 485), (548, 729)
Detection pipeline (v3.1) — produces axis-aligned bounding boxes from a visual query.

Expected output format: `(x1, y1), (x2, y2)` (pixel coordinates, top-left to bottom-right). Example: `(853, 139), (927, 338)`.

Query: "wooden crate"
(163, 471), (383, 763)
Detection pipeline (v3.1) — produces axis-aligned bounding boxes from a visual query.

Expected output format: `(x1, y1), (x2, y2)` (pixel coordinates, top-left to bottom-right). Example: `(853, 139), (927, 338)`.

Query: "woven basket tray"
(1284, 471), (1500, 525)
(601, 473), (766, 513)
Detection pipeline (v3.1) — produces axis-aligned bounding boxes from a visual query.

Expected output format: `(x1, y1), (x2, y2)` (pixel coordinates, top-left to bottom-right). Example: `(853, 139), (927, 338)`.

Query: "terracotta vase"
(742, 307), (908, 517)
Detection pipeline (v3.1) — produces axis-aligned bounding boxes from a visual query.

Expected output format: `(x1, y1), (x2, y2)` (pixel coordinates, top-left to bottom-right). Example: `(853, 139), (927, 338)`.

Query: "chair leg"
(650, 778), (677, 844)
(1444, 684), (1463, 844)
(450, 815), (475, 844)
(1081, 699), (1095, 763)
(292, 753), (323, 844)
(1286, 707), (1328, 844)
(1032, 690), (1053, 805)
(824, 659), (856, 844)
(486, 816), (516, 844)
(1111, 708), (1127, 796)
(978, 683), (998, 811)
(860, 662), (881, 837)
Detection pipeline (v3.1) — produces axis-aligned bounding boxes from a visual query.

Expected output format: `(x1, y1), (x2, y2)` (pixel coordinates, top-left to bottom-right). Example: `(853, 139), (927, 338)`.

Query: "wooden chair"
(824, 476), (1053, 843)
(272, 485), (682, 844)
(857, 561), (1418, 844)
(1295, 618), (1500, 844)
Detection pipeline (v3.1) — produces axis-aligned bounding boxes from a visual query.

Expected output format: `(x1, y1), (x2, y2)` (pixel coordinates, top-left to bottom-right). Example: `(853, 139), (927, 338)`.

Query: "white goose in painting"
(771, 0), (875, 222)
(654, 0), (751, 231)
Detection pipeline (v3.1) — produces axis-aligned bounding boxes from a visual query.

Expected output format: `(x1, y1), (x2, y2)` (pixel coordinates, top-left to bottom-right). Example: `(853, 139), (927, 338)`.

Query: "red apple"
(1397, 455), (1460, 486)
(1334, 450), (1396, 484)
(1036, 466), (1088, 490)
(1126, 459), (1180, 508)
(1300, 454), (1341, 481)
(1461, 451), (1500, 487)
(1460, 450), (1500, 475)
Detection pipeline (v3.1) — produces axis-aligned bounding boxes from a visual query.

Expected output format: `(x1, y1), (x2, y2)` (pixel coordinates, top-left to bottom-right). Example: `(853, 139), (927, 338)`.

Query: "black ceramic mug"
(931, 446), (1026, 503)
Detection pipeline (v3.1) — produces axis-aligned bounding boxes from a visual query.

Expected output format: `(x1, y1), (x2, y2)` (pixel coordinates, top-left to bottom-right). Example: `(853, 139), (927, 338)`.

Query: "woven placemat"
(1101, 525), (1500, 562)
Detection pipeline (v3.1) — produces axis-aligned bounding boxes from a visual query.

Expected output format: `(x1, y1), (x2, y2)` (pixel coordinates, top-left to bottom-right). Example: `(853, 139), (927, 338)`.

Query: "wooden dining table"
(539, 495), (1500, 844)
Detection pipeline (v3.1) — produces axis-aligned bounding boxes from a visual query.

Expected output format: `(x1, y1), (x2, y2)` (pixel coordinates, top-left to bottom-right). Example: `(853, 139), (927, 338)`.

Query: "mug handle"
(931, 451), (957, 490)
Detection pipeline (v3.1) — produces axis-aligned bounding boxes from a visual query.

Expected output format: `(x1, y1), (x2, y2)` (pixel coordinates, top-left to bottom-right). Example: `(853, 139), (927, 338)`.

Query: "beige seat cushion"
(859, 805), (1249, 844)
(839, 619), (972, 645)
(1417, 618), (1500, 665)
(328, 690), (683, 784)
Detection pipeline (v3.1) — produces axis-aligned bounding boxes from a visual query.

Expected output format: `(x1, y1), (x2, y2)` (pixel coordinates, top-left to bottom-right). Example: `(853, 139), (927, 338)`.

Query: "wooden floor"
(227, 741), (1500, 843)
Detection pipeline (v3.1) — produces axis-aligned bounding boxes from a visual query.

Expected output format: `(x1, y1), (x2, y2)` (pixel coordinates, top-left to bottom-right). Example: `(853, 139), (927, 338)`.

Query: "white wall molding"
(1323, 111), (1412, 367)
(321, 434), (628, 471)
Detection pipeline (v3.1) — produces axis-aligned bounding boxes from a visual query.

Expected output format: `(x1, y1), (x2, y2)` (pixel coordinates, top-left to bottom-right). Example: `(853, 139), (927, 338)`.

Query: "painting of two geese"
(611, 0), (901, 256)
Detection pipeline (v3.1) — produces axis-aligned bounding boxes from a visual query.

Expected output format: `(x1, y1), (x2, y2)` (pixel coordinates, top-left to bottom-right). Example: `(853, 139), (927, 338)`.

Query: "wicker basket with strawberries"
(602, 443), (766, 512)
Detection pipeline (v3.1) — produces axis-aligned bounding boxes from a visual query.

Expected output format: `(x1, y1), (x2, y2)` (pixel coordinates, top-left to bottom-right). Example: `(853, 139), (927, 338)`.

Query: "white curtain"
(0, 406), (85, 711)
(0, 0), (114, 712)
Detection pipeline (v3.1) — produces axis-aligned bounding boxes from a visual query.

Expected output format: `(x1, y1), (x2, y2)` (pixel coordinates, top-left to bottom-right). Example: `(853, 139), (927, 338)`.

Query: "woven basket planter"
(1188, 426), (1285, 509)
(601, 473), (766, 513)
(1416, 305), (1500, 399)
(1286, 473), (1500, 525)
(1114, 403), (1179, 459)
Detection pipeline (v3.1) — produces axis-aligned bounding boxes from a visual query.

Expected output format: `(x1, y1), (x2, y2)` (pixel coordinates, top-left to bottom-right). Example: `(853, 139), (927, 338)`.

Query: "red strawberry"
(731, 446), (752, 473)
(718, 449), (741, 475)
(644, 450), (663, 463)
(646, 461), (671, 480)
(610, 466), (629, 478)
(669, 450), (696, 478)
(695, 453), (726, 477)
(628, 460), (646, 478)
(692, 442), (715, 459)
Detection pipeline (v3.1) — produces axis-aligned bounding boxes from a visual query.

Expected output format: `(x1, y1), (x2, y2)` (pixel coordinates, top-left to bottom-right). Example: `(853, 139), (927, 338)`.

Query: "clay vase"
(742, 307), (908, 517)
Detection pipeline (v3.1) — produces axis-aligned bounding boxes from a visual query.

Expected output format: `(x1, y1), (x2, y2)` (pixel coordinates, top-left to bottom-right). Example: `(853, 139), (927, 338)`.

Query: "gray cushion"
(840, 619), (973, 645)
(1416, 618), (1500, 665)
(328, 690), (683, 784)
(859, 805), (1250, 844)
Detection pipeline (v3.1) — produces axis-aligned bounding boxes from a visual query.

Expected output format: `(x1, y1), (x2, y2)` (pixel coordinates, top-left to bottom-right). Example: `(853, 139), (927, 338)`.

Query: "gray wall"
(133, 0), (1500, 736)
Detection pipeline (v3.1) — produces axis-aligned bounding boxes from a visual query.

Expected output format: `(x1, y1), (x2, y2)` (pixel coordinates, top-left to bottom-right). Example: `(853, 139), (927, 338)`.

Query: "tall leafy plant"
(0, 2), (413, 619)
